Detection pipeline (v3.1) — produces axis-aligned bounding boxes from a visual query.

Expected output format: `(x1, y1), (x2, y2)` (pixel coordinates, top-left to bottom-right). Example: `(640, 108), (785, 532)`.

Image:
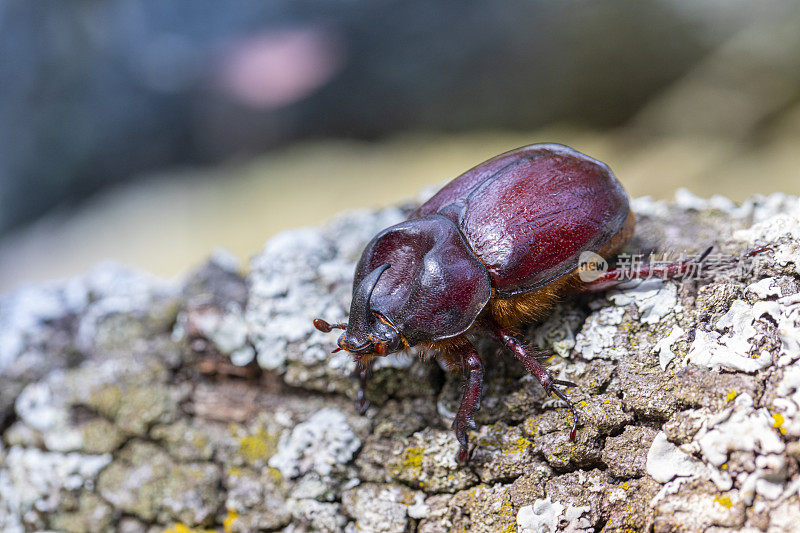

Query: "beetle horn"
(349, 263), (390, 335)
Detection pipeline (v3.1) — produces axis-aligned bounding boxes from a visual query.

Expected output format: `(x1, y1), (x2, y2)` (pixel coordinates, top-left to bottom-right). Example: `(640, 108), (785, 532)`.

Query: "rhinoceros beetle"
(315, 143), (707, 464)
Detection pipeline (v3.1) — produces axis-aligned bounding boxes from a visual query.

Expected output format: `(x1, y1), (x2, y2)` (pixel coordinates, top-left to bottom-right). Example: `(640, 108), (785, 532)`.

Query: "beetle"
(314, 143), (705, 463)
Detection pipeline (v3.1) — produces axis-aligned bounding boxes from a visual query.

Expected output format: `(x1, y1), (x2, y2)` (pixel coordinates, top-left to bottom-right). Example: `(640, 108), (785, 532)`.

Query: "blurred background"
(1, 0), (799, 291)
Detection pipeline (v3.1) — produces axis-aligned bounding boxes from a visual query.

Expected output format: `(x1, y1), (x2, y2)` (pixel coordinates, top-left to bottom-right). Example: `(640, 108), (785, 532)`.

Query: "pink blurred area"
(216, 28), (344, 109)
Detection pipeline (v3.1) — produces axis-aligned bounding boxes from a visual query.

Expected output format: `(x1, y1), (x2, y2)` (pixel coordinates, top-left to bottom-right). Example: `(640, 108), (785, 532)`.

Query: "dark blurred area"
(0, 0), (766, 235)
(3, 0), (800, 292)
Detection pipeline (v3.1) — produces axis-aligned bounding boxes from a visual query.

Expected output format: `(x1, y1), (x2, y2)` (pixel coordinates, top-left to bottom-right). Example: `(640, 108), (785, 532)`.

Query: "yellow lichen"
(726, 390), (738, 402)
(714, 495), (733, 509)
(223, 509), (239, 533)
(267, 466), (283, 483)
(192, 434), (209, 451)
(403, 447), (424, 470)
(226, 467), (243, 478)
(621, 481), (630, 490)
(164, 523), (216, 533)
(772, 413), (787, 435)
(500, 496), (518, 532)
(238, 428), (276, 464)
(503, 437), (532, 456)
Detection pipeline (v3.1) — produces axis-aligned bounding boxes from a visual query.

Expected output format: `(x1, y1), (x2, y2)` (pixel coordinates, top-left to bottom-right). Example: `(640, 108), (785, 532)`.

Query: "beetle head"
(314, 263), (404, 363)
(315, 215), (492, 362)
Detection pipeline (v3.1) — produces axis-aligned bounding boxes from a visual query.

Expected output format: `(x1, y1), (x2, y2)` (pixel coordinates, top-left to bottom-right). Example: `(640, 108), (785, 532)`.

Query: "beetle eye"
(374, 342), (387, 356)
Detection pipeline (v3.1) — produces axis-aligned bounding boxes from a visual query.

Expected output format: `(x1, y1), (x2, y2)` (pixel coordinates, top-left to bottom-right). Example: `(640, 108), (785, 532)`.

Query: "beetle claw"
(354, 395), (370, 415)
(549, 383), (580, 442)
(455, 446), (470, 464)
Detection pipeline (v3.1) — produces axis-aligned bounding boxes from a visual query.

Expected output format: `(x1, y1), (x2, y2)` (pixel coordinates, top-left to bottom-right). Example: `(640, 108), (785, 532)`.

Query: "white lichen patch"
(775, 293), (800, 366)
(630, 195), (670, 219)
(674, 190), (800, 222)
(286, 499), (348, 532)
(649, 386), (796, 511)
(342, 483), (427, 533)
(686, 299), (776, 373)
(674, 188), (754, 219)
(14, 378), (83, 452)
(653, 325), (686, 370)
(735, 213), (800, 275)
(694, 394), (785, 467)
(0, 262), (173, 373)
(517, 498), (564, 533)
(608, 279), (679, 325)
(739, 454), (788, 503)
(0, 446), (110, 522)
(574, 306), (626, 360)
(744, 193), (800, 224)
(516, 497), (591, 533)
(194, 306), (254, 366)
(771, 365), (800, 438)
(646, 431), (706, 483)
(687, 281), (800, 372)
(746, 277), (782, 299)
(269, 408), (361, 479)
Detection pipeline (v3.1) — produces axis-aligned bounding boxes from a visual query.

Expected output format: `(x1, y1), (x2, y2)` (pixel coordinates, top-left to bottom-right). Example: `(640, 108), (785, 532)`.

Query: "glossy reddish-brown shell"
(412, 143), (630, 296)
(349, 143), (629, 346)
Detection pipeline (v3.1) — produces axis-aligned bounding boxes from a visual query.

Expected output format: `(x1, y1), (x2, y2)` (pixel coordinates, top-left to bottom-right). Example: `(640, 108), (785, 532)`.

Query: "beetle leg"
(353, 358), (375, 415)
(491, 324), (579, 441)
(451, 343), (484, 464)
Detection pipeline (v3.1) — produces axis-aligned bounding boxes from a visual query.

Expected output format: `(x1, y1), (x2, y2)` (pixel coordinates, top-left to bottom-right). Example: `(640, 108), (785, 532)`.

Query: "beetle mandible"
(315, 143), (702, 464)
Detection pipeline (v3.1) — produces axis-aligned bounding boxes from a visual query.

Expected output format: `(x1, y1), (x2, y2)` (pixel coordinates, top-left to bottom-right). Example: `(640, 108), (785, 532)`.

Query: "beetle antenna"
(314, 318), (347, 332)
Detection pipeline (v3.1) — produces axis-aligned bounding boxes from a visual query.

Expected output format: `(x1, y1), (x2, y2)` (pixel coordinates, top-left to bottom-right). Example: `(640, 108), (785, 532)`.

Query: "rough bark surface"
(2, 189), (800, 532)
